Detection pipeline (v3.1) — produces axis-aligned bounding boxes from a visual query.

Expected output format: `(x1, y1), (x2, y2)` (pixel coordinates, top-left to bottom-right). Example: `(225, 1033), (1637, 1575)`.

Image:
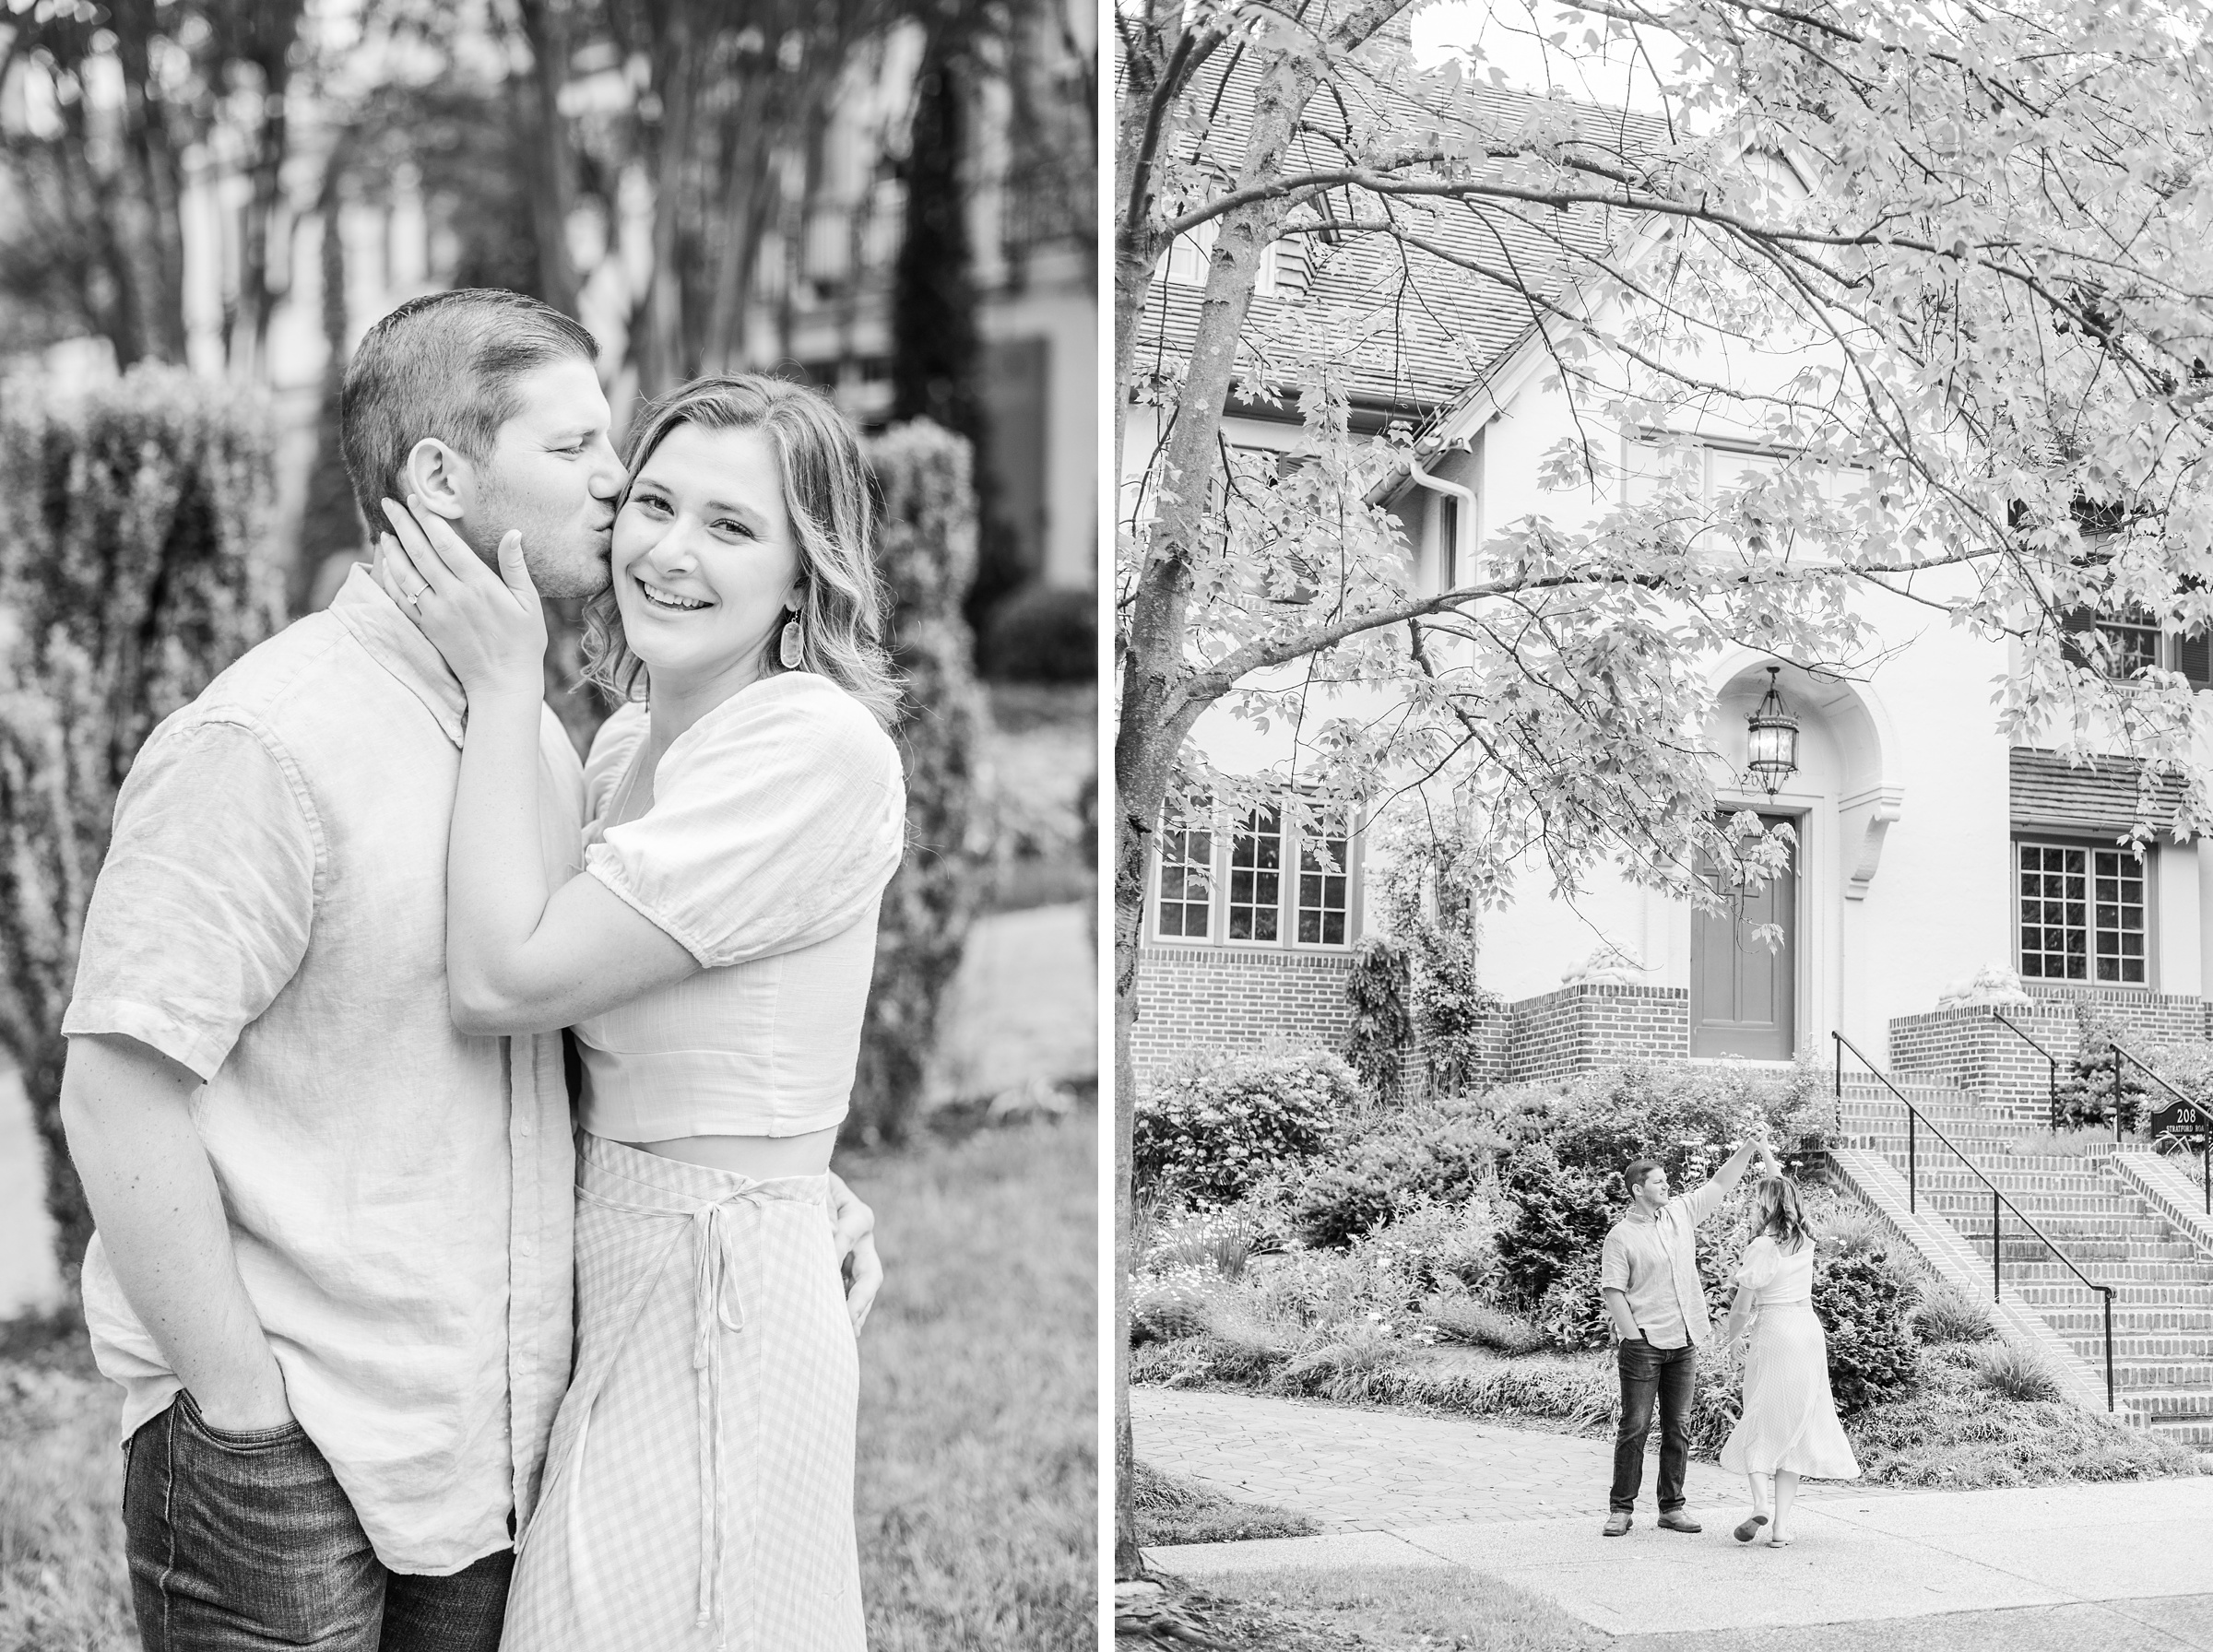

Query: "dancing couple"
(60, 289), (903, 1648)
(1600, 1138), (1861, 1546)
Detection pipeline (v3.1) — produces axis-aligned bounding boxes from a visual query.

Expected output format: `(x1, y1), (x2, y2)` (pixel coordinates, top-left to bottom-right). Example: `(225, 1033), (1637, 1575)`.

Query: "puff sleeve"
(1734, 1234), (1782, 1294)
(582, 701), (651, 827)
(582, 676), (905, 968)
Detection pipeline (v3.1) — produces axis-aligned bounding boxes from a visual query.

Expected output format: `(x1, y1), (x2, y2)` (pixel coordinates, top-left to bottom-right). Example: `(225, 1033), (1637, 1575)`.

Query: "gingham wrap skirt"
(502, 1134), (865, 1651)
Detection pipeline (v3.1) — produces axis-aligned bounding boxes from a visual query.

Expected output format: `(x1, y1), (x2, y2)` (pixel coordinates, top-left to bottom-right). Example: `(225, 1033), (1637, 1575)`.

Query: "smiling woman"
(580, 376), (902, 729)
(362, 369), (921, 1650)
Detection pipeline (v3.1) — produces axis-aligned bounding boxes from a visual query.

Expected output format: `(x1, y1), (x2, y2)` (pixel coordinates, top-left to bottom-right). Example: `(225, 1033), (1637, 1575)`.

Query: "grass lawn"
(0, 1115), (1097, 1652)
(1133, 1461), (1320, 1545)
(848, 1111), (1097, 1651)
(1124, 1566), (1604, 1651)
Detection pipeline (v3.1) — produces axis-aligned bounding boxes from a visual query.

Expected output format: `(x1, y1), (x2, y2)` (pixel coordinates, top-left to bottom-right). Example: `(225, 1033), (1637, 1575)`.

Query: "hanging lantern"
(1746, 666), (1800, 796)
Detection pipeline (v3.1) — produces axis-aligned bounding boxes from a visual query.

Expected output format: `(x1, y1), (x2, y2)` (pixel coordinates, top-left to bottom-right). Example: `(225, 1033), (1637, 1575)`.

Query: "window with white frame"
(2017, 840), (2148, 984)
(1152, 798), (1358, 948)
(2060, 606), (2210, 688)
(1155, 810), (1215, 939)
(1296, 812), (1352, 944)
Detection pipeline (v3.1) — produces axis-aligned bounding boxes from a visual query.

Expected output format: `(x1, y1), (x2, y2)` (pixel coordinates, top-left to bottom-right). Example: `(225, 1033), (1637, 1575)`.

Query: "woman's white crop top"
(572, 673), (905, 1141)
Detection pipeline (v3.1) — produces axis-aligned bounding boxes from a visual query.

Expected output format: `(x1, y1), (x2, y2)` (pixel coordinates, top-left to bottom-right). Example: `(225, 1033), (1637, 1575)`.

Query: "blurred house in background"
(0, 0), (1096, 611)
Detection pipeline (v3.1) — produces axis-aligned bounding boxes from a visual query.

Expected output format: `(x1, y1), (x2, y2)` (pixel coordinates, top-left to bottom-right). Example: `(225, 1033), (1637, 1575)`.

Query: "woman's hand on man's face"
(373, 495), (548, 696)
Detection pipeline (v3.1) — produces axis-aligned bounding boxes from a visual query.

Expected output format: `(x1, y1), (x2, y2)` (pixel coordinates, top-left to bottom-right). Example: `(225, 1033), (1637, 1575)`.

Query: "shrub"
(1134, 1049), (1353, 1207)
(976, 580), (1094, 682)
(2053, 997), (2150, 1133)
(1814, 1246), (1921, 1412)
(1343, 935), (1414, 1104)
(1142, 1210), (1260, 1281)
(1289, 1113), (1493, 1248)
(1970, 1341), (2065, 1403)
(1422, 1292), (1550, 1355)
(1493, 1142), (1615, 1306)
(846, 422), (993, 1147)
(1129, 1279), (1214, 1345)
(1375, 1200), (1500, 1296)
(1533, 1252), (1615, 1351)
(0, 366), (286, 1274)
(1913, 1281), (2001, 1345)
(1273, 1318), (1404, 1400)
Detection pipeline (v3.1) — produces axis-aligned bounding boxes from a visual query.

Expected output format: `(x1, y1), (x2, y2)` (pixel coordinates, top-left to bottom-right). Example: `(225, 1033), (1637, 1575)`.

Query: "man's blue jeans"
(123, 1392), (512, 1651)
(1611, 1334), (1696, 1514)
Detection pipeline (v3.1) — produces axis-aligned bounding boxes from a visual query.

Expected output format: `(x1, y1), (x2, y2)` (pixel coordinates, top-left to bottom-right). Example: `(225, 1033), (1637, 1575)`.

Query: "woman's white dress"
(502, 680), (905, 1652)
(1718, 1234), (1862, 1481)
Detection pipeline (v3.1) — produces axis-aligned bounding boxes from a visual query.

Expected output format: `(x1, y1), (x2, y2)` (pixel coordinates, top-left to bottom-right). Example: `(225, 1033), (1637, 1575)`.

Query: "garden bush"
(2052, 997), (2150, 1133)
(1970, 1341), (2065, 1403)
(1289, 1111), (1493, 1248)
(1421, 1292), (1550, 1355)
(1813, 1246), (1921, 1412)
(1492, 1141), (1615, 1306)
(1533, 1252), (1615, 1351)
(1343, 935), (1414, 1103)
(1133, 1048), (1354, 1206)
(847, 421), (993, 1147)
(0, 366), (286, 1274)
(1912, 1281), (2001, 1344)
(976, 579), (1094, 682)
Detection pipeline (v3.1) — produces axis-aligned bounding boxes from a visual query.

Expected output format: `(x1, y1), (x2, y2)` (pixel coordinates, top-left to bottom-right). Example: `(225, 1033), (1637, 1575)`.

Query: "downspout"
(1403, 448), (1475, 593)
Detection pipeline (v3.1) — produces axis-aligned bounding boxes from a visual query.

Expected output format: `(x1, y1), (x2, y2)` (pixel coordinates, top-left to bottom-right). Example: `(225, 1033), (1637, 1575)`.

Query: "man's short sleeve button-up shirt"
(65, 567), (583, 1575)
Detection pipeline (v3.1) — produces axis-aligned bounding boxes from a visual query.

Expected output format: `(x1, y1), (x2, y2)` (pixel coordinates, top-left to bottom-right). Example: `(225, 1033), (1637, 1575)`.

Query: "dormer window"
(1165, 219), (1287, 295)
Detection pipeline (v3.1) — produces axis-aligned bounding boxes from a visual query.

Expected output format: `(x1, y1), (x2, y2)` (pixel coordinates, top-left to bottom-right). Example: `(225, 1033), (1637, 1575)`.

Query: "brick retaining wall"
(1130, 945), (1356, 1083)
(1888, 985), (2212, 1112)
(1505, 984), (1691, 1084)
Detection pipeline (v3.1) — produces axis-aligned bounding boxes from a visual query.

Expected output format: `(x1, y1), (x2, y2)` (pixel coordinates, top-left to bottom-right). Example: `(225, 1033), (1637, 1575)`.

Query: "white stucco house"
(1126, 79), (2213, 1099)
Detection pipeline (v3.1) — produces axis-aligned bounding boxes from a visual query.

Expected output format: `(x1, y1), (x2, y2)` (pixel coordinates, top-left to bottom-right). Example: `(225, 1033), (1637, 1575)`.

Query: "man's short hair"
(1623, 1157), (1665, 1197)
(339, 289), (598, 537)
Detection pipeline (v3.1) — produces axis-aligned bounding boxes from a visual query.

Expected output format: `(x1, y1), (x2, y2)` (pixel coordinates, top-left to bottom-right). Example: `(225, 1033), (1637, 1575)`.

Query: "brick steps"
(1838, 1072), (2213, 1435)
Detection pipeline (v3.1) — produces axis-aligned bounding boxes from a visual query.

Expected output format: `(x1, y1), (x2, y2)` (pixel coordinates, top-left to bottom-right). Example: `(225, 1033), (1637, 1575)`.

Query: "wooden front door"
(1690, 814), (1797, 1060)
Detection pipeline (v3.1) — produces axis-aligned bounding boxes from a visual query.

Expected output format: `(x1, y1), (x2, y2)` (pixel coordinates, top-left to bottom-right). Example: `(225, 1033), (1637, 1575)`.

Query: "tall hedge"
(0, 366), (286, 1276)
(846, 419), (991, 1147)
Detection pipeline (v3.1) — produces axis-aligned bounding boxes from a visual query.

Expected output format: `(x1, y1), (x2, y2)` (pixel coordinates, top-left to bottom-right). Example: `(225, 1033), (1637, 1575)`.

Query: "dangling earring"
(779, 613), (804, 670)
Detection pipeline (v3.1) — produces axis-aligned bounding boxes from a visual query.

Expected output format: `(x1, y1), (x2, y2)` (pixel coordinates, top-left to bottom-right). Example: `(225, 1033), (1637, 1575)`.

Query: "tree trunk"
(236, 55), (293, 381)
(514, 0), (585, 319)
(1108, 7), (1344, 1578)
(108, 0), (188, 363)
(638, 13), (696, 398)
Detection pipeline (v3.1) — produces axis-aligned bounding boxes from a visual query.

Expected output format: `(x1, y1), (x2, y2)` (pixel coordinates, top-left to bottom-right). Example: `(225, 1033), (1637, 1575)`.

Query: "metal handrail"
(1833, 1031), (2116, 1410)
(2108, 1041), (2213, 1218)
(1989, 1009), (2061, 1127)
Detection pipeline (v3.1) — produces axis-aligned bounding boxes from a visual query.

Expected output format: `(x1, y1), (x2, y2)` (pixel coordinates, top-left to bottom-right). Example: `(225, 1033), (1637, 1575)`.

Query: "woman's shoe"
(1766, 1534), (1793, 1548)
(1733, 1514), (1769, 1543)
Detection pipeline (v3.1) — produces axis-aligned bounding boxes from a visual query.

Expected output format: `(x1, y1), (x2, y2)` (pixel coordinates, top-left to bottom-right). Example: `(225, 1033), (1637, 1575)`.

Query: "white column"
(2162, 838), (2202, 997)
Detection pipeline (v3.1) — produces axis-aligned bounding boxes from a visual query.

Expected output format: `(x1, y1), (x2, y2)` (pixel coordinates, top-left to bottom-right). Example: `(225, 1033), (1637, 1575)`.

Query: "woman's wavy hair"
(582, 373), (901, 727)
(1749, 1174), (1814, 1253)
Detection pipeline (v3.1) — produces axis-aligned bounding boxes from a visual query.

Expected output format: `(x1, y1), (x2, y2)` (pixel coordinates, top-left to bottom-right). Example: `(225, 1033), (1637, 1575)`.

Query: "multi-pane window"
(1226, 809), (1283, 941)
(1297, 816), (1351, 944)
(1155, 812), (1214, 939)
(1152, 798), (1357, 949)
(2018, 842), (2147, 984)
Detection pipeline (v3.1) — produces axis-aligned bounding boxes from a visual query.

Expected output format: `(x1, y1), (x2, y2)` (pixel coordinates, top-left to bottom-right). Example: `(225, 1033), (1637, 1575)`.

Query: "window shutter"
(2181, 629), (2212, 690)
(2060, 607), (2097, 672)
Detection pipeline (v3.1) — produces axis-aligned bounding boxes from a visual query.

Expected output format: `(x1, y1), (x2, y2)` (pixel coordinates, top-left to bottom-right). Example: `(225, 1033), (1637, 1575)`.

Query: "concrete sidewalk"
(1150, 1469), (2213, 1636)
(1138, 1385), (2213, 1636)
(1132, 1384), (1892, 1531)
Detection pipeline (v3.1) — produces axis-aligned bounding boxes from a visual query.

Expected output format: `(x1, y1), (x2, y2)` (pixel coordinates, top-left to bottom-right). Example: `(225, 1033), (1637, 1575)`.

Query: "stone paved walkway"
(1133, 1385), (1889, 1530)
